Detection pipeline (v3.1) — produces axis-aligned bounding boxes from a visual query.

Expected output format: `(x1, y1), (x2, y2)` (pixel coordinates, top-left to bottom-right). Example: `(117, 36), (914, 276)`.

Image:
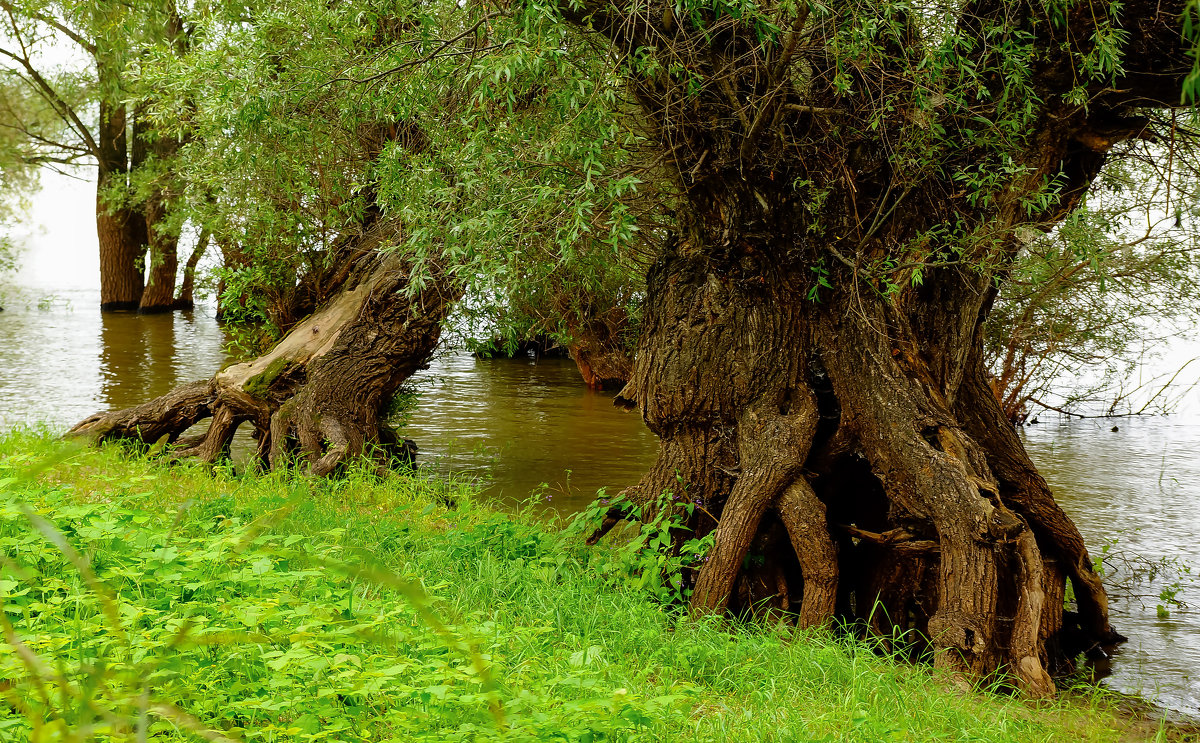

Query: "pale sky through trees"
(13, 169), (97, 290)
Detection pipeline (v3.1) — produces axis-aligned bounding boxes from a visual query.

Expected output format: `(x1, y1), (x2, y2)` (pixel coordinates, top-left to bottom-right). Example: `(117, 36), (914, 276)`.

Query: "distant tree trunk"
(70, 219), (459, 474)
(96, 94), (147, 312)
(138, 197), (180, 314)
(174, 229), (210, 311)
(133, 114), (182, 314)
(567, 320), (633, 390)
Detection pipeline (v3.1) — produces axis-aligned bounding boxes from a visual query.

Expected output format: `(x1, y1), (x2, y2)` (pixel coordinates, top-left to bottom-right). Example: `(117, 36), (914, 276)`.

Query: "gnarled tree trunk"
(71, 220), (459, 474)
(568, 0), (1191, 695)
(609, 206), (1108, 699)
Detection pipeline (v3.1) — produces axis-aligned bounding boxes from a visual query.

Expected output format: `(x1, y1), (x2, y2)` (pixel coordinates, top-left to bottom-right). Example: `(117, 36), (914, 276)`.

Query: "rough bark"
(955, 341), (1123, 654)
(567, 0), (1192, 695)
(96, 92), (147, 312)
(70, 219), (458, 474)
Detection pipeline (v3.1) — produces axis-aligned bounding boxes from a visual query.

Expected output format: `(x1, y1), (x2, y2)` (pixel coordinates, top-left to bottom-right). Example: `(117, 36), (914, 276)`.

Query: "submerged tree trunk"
(96, 196), (147, 312)
(134, 114), (182, 315)
(138, 197), (180, 314)
(96, 95), (147, 312)
(173, 229), (210, 311)
(71, 220), (459, 474)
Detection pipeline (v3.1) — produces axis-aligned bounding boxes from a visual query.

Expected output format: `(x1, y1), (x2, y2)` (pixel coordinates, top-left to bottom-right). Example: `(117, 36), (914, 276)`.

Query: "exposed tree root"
(599, 250), (1117, 697)
(70, 224), (458, 474)
(955, 345), (1124, 652)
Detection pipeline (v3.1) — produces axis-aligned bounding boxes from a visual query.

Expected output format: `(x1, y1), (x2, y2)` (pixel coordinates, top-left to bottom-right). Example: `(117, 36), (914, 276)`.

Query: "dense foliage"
(130, 0), (653, 350)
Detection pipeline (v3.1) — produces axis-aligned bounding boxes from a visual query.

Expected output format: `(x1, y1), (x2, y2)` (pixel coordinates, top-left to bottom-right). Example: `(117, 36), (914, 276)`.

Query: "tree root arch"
(607, 254), (1115, 696)
(69, 244), (458, 476)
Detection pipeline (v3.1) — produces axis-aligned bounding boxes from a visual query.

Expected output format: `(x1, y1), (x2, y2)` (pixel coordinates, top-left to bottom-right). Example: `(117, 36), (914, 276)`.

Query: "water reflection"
(98, 310), (178, 409)
(0, 290), (228, 428)
(405, 352), (658, 508)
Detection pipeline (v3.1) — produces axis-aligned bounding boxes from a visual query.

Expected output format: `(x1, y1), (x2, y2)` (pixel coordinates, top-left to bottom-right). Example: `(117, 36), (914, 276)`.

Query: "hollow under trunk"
(70, 221), (459, 475)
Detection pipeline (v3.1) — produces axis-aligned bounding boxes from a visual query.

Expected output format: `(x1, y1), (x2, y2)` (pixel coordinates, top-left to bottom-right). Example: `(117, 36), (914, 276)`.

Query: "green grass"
(0, 430), (1190, 742)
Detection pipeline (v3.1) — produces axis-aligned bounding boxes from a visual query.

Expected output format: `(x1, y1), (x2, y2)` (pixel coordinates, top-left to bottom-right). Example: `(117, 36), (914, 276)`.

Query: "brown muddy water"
(1, 289), (1198, 717)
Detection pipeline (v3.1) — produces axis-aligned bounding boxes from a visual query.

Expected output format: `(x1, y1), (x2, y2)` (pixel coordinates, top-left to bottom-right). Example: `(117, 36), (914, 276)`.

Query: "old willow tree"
(66, 0), (1198, 693)
(557, 0), (1195, 695)
(71, 0), (648, 466)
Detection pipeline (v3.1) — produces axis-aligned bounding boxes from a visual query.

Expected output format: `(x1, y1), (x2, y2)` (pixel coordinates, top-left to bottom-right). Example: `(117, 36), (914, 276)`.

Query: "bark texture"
(96, 93), (147, 313)
(71, 220), (458, 474)
(95, 79), (183, 314)
(566, 0), (1192, 694)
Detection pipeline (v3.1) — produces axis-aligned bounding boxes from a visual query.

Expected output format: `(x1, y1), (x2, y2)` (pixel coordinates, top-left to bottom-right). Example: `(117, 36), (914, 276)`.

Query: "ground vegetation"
(1, 434), (1195, 741)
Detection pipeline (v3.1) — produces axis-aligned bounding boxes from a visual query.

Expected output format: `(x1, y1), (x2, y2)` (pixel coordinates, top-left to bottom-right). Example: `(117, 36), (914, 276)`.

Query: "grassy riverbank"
(0, 431), (1192, 741)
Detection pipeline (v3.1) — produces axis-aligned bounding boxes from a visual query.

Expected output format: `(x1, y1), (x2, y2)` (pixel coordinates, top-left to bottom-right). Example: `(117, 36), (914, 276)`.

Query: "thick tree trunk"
(95, 82), (147, 312)
(70, 221), (459, 474)
(96, 197), (147, 312)
(96, 143), (147, 309)
(558, 0), (1196, 696)
(612, 236), (1077, 696)
(134, 113), (182, 315)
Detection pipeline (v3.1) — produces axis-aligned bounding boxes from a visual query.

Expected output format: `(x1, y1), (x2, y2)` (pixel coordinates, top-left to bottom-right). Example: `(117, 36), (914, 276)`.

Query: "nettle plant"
(569, 488), (716, 605)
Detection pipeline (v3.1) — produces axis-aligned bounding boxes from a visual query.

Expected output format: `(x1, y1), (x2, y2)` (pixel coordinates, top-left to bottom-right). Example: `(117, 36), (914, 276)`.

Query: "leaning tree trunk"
(70, 220), (459, 474)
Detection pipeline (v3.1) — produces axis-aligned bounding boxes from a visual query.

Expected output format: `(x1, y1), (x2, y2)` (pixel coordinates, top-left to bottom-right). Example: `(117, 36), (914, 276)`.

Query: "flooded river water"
(1, 290), (1197, 716)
